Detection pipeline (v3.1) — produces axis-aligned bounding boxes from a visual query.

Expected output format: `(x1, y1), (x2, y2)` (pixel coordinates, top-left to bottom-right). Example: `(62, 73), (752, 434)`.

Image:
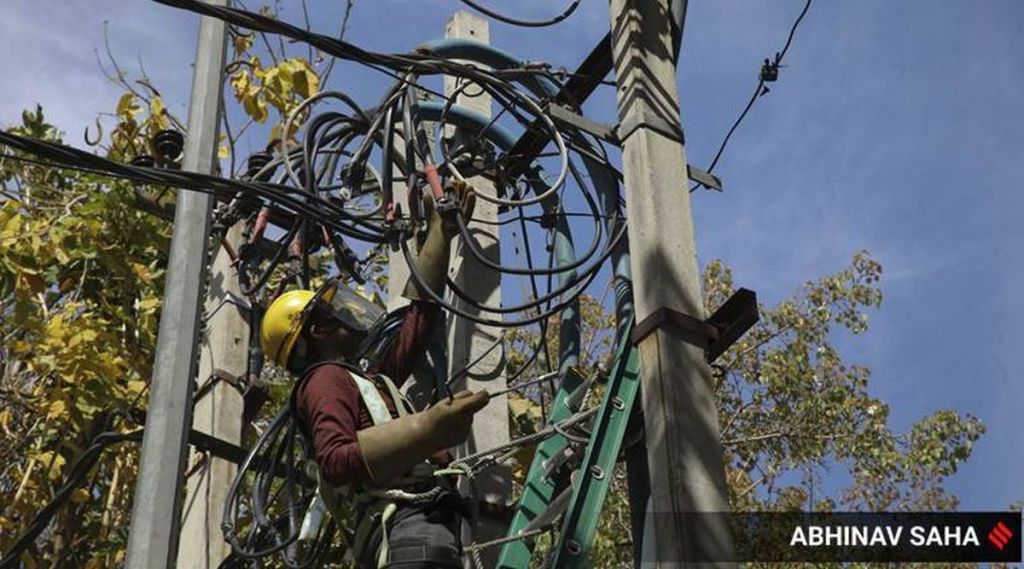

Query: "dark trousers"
(356, 489), (466, 568)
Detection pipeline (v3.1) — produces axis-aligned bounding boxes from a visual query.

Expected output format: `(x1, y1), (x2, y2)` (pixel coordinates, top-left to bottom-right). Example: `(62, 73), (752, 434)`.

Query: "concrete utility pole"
(387, 108), (441, 408)
(125, 4), (228, 569)
(177, 222), (248, 567)
(607, 0), (735, 565)
(443, 11), (511, 567)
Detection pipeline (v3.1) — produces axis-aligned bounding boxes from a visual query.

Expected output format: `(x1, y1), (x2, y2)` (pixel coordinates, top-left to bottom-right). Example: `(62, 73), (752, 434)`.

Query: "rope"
(364, 485), (445, 505)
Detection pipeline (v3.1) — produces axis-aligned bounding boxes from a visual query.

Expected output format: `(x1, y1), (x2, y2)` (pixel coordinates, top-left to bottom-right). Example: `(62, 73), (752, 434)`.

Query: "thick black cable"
(458, 0), (580, 28)
(402, 238), (598, 328)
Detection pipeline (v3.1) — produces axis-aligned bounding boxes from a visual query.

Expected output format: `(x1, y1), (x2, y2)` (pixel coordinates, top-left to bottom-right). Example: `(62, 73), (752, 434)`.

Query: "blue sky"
(1, 0), (1020, 512)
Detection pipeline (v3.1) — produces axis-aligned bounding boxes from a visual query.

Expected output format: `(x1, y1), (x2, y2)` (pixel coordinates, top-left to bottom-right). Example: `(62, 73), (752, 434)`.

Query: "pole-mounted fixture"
(631, 288), (759, 364)
(153, 128), (185, 168)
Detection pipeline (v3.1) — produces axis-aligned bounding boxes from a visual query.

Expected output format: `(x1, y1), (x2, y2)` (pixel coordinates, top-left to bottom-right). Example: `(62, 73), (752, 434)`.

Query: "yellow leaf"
(47, 314), (67, 342)
(149, 97), (170, 130)
(230, 70), (250, 102)
(244, 92), (268, 124)
(218, 145), (230, 159)
(70, 488), (91, 504)
(47, 399), (67, 419)
(116, 93), (142, 118)
(138, 298), (160, 313)
(290, 59), (319, 99)
(48, 455), (66, 480)
(251, 56), (266, 79)
(508, 397), (535, 419)
(127, 380), (147, 395)
(233, 33), (253, 55)
(131, 262), (152, 283)
(32, 451), (67, 480)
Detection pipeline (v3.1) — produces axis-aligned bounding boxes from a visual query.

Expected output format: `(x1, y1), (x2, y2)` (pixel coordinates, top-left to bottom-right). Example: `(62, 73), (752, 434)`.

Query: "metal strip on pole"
(125, 3), (228, 568)
(608, 0), (735, 565)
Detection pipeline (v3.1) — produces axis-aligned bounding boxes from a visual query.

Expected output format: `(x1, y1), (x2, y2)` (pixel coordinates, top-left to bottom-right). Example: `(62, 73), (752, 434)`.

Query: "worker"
(259, 180), (489, 568)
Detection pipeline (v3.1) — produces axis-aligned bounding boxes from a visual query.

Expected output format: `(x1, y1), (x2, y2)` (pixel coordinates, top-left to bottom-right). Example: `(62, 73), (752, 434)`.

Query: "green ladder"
(497, 319), (641, 568)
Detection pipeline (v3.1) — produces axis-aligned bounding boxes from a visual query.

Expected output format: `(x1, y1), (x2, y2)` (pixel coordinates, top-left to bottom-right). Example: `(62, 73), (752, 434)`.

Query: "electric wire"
(690, 0), (813, 193)
(0, 3), (640, 564)
(457, 0), (581, 28)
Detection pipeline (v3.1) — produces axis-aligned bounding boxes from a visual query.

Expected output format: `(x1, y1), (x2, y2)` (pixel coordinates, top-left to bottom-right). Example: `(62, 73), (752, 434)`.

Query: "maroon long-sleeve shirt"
(294, 301), (446, 487)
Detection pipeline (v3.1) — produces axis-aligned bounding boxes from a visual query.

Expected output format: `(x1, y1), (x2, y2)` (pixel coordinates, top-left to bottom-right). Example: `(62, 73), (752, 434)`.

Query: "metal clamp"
(631, 288), (759, 363)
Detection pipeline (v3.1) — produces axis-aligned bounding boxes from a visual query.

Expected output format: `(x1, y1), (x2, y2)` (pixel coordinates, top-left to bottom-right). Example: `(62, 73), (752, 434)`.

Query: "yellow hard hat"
(260, 283), (338, 368)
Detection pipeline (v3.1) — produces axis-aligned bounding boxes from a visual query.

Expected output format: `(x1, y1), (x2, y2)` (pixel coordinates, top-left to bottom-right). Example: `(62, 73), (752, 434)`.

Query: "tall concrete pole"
(125, 5), (228, 568)
(443, 11), (511, 568)
(177, 223), (248, 568)
(607, 0), (734, 565)
(387, 132), (440, 409)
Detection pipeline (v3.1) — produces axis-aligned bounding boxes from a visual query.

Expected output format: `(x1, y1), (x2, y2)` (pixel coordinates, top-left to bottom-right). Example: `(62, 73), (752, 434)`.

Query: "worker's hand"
(423, 179), (476, 241)
(420, 389), (489, 449)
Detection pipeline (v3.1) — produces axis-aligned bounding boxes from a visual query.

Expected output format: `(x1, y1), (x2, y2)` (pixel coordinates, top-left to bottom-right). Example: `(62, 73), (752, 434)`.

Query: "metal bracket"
(546, 102), (720, 191)
(615, 108), (684, 145)
(194, 368), (245, 403)
(631, 288), (758, 363)
(687, 165), (723, 191)
(545, 103), (619, 145)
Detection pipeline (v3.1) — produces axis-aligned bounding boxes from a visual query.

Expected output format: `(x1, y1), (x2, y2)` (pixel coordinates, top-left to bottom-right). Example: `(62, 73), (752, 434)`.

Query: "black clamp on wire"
(631, 288), (759, 364)
(434, 191), (459, 215)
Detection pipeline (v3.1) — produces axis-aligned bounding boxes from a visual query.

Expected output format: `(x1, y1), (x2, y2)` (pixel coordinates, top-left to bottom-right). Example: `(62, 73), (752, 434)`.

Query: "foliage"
(228, 28), (320, 143)
(506, 252), (986, 567)
(0, 106), (170, 568)
(0, 5), (336, 566)
(0, 4), (992, 568)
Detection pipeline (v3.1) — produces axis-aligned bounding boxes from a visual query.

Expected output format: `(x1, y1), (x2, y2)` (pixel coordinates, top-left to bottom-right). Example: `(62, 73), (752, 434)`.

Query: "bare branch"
(321, 0), (355, 86)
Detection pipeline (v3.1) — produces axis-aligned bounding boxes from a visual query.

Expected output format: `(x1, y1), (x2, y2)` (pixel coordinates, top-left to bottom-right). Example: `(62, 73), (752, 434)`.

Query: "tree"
(0, 5), (345, 566)
(0, 105), (171, 568)
(0, 6), (989, 569)
(506, 252), (985, 567)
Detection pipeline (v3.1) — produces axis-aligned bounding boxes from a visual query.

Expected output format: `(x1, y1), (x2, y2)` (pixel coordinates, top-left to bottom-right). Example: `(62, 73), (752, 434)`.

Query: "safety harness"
(290, 360), (464, 568)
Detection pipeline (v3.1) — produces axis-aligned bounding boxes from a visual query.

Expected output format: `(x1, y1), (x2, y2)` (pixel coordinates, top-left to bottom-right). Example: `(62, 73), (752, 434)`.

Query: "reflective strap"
(376, 502), (399, 569)
(299, 491), (328, 541)
(377, 374), (411, 418)
(351, 373), (392, 425)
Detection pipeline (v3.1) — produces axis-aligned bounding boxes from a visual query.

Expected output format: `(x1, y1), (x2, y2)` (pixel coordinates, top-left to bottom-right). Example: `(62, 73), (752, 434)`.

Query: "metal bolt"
(566, 540), (582, 556)
(611, 396), (625, 410)
(590, 465), (605, 480)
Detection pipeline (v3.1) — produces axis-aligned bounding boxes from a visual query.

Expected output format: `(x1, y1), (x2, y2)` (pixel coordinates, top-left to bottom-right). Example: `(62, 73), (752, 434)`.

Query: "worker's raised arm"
(402, 179), (476, 302)
(370, 180), (476, 383)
